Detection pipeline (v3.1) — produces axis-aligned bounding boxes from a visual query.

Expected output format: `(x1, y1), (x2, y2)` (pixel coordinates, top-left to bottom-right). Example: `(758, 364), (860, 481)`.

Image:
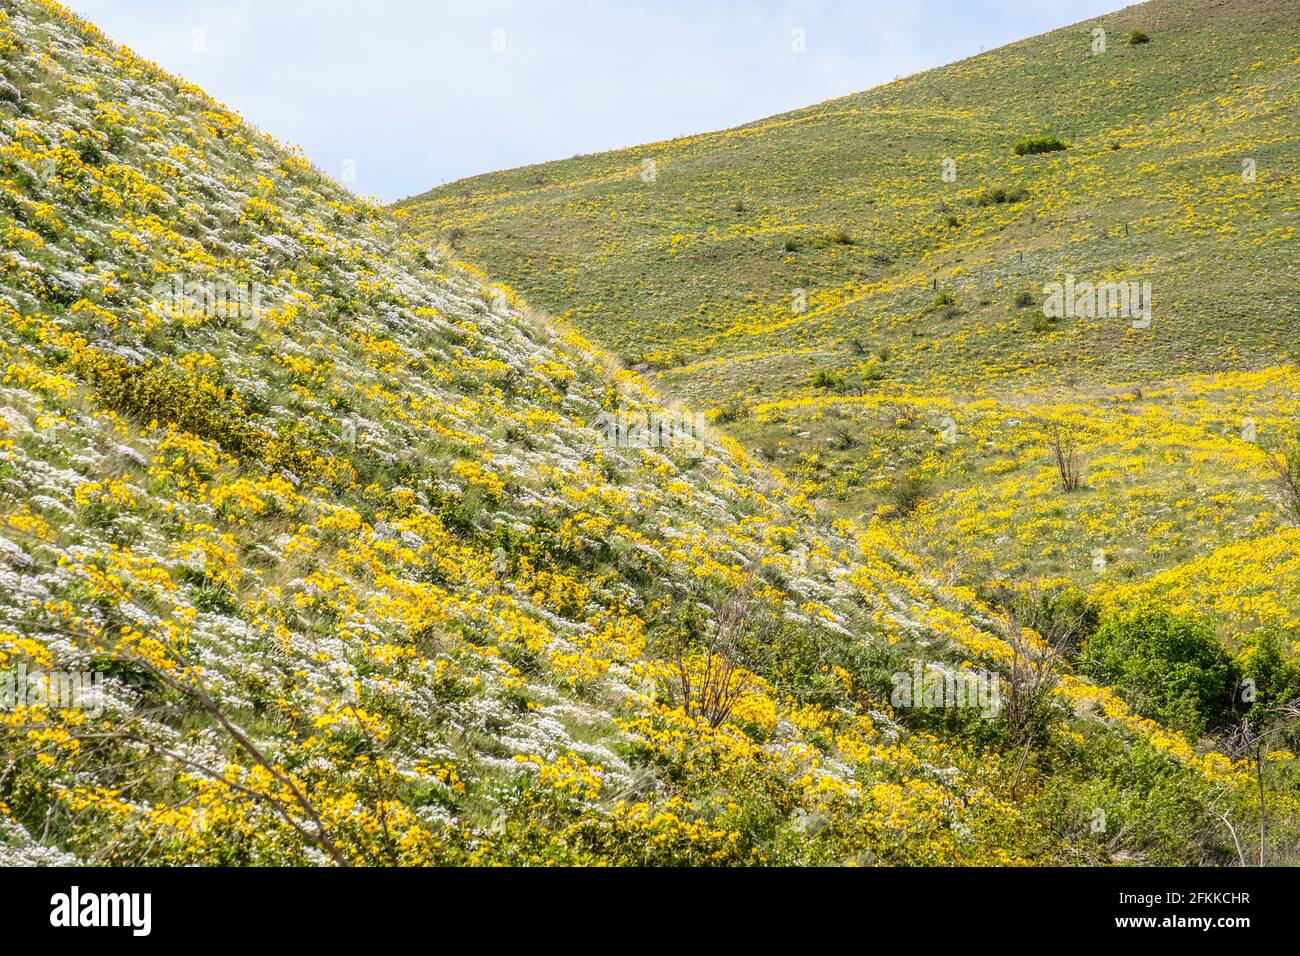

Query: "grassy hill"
(0, 0), (1295, 866)
(399, 0), (1300, 639)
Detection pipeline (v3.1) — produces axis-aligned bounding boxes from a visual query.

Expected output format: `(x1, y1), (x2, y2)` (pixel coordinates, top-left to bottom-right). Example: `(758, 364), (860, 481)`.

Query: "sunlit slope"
(399, 0), (1299, 609)
(0, 0), (1289, 867)
(401, 0), (1296, 391)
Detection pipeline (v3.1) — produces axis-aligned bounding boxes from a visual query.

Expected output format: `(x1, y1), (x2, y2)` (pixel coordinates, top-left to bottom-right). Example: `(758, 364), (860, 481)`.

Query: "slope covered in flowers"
(400, 0), (1300, 634)
(0, 0), (1289, 866)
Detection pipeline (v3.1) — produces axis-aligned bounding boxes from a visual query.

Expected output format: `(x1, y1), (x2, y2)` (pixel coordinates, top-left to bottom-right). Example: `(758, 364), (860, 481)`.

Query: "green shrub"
(1036, 733), (1240, 865)
(884, 470), (930, 518)
(714, 399), (749, 424)
(76, 138), (105, 166)
(1081, 607), (1237, 738)
(1125, 30), (1150, 45)
(1014, 584), (1100, 654)
(829, 228), (854, 245)
(926, 290), (960, 319)
(1234, 629), (1300, 723)
(810, 369), (845, 391)
(974, 184), (1028, 206)
(1269, 440), (1300, 521)
(1012, 135), (1068, 157)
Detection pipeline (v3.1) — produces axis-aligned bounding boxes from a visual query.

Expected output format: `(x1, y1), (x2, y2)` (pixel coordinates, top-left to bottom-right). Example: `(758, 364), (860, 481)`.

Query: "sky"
(64, 0), (1127, 202)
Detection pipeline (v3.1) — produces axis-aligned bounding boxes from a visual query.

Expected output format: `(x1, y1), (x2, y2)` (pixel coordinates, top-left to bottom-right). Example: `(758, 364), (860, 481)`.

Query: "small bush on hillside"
(1048, 423), (1084, 491)
(884, 470), (930, 519)
(1081, 607), (1237, 738)
(1270, 440), (1300, 522)
(76, 138), (105, 165)
(969, 583), (1098, 751)
(642, 348), (684, 368)
(926, 290), (960, 319)
(656, 582), (780, 731)
(1233, 629), (1300, 726)
(1013, 584), (1100, 656)
(811, 369), (845, 391)
(828, 424), (858, 450)
(1013, 289), (1038, 308)
(782, 236), (802, 253)
(1125, 29), (1150, 45)
(1013, 135), (1068, 156)
(974, 184), (1028, 206)
(714, 399), (749, 424)
(829, 228), (854, 245)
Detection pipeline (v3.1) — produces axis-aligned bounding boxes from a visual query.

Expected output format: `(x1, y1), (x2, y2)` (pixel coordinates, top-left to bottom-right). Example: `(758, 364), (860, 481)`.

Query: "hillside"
(399, 0), (1300, 640)
(0, 0), (1294, 866)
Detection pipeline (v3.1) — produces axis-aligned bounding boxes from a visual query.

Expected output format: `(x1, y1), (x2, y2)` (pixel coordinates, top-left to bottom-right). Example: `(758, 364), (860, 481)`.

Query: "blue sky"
(65, 1), (1127, 202)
